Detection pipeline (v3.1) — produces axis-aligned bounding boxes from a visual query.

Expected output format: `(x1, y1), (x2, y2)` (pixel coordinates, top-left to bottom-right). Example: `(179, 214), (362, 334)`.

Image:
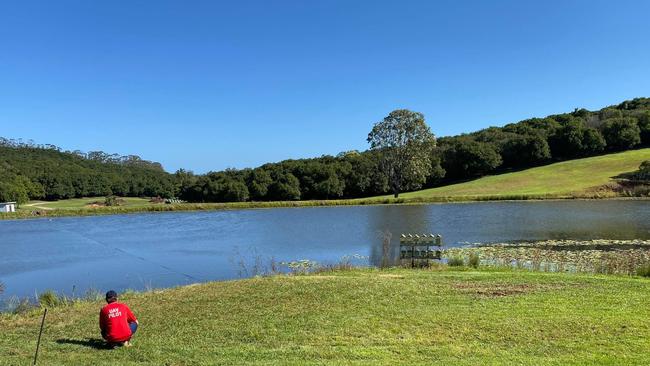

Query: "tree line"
(175, 97), (650, 201)
(1, 98), (649, 204)
(0, 140), (175, 203)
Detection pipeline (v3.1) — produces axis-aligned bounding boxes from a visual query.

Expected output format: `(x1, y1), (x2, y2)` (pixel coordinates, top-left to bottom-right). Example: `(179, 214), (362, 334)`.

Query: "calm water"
(1, 200), (649, 299)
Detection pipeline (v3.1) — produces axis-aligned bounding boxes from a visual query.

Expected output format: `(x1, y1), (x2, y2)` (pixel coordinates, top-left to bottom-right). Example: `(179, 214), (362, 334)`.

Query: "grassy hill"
(2, 268), (650, 365)
(388, 148), (650, 200)
(4, 148), (648, 220)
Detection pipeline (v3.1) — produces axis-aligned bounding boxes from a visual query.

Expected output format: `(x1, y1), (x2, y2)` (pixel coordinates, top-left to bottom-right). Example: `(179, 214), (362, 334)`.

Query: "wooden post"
(411, 243), (416, 268)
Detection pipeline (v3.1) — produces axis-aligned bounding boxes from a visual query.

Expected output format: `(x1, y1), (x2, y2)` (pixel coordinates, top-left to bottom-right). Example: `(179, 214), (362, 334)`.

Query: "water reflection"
(0, 200), (649, 298)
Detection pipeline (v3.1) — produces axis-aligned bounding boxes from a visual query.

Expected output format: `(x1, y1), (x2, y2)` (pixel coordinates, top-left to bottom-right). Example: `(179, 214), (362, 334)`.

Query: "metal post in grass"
(411, 234), (416, 268)
(33, 308), (47, 365)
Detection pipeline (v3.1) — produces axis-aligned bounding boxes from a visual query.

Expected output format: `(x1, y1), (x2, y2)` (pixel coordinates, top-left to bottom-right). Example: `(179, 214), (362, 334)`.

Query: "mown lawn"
(392, 148), (650, 199)
(21, 197), (155, 210)
(2, 268), (650, 365)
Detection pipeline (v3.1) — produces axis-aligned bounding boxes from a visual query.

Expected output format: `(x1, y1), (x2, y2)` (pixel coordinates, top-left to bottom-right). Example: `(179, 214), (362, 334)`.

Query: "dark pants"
(129, 322), (138, 335)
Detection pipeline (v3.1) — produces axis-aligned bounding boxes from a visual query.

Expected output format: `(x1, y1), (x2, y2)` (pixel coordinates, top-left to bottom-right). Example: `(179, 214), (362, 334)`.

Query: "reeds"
(468, 252), (480, 268)
(38, 290), (65, 307)
(379, 230), (392, 269)
(447, 257), (464, 267)
(635, 263), (650, 277)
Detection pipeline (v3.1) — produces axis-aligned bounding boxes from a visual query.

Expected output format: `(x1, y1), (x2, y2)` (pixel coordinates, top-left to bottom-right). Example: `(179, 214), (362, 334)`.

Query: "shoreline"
(5, 238), (650, 296)
(2, 195), (649, 221)
(3, 267), (650, 364)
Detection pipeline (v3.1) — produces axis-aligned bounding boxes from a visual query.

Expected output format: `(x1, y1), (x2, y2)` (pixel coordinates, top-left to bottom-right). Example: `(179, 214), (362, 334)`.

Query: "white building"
(0, 202), (16, 213)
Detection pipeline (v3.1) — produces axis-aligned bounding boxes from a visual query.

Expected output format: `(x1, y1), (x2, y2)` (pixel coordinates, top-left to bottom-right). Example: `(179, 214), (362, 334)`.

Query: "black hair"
(105, 290), (118, 303)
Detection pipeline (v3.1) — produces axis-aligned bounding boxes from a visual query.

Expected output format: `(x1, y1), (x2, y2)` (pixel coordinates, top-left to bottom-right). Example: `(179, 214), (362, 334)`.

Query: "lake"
(1, 200), (649, 300)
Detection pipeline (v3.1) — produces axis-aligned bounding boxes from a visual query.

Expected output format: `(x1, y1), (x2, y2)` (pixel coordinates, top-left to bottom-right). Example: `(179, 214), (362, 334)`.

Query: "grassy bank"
(383, 148), (650, 200)
(2, 268), (650, 365)
(3, 195), (583, 220)
(4, 199), (407, 220)
(7, 195), (648, 221)
(22, 197), (154, 210)
(3, 149), (649, 220)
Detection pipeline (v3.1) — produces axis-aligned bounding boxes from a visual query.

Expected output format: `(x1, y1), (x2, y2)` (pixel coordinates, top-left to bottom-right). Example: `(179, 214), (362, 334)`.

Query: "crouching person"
(100, 290), (139, 348)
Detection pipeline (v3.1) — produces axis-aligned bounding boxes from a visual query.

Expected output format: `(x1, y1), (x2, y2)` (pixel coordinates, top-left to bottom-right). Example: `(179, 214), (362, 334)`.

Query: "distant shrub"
(447, 257), (464, 267)
(601, 117), (641, 150)
(38, 290), (63, 307)
(468, 253), (480, 268)
(104, 195), (119, 206)
(636, 263), (650, 277)
(630, 161), (650, 181)
(630, 185), (650, 197)
(639, 160), (650, 170)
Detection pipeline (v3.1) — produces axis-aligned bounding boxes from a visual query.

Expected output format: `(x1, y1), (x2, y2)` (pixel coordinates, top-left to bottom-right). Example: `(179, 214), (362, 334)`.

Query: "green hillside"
(2, 268), (650, 365)
(4, 149), (648, 220)
(3, 98), (650, 205)
(389, 148), (650, 200)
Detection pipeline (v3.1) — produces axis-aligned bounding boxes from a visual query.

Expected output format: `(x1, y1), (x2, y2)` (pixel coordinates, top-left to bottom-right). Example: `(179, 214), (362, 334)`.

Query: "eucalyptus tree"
(367, 109), (436, 198)
(638, 111), (650, 144)
(601, 117), (641, 150)
(440, 138), (502, 180)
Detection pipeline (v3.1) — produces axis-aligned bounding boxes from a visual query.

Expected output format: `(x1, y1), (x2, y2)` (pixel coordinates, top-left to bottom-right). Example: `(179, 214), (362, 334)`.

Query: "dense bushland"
(1, 98), (649, 204)
(0, 140), (175, 203)
(175, 97), (650, 202)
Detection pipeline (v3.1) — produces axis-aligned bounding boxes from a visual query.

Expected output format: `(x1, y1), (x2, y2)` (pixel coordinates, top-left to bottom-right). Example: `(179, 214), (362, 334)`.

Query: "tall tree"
(246, 168), (273, 200)
(636, 111), (650, 145)
(500, 134), (551, 167)
(601, 117), (641, 150)
(441, 138), (502, 179)
(548, 119), (586, 159)
(367, 109), (436, 198)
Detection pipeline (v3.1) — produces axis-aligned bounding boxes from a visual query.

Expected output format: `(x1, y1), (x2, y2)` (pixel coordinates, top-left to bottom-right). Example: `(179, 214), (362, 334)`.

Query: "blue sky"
(1, 0), (649, 173)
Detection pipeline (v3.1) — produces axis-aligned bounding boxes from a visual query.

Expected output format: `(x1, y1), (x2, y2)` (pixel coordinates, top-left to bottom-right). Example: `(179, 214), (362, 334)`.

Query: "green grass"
(3, 149), (649, 220)
(2, 268), (650, 365)
(391, 148), (650, 199)
(22, 197), (154, 210)
(4, 200), (391, 220)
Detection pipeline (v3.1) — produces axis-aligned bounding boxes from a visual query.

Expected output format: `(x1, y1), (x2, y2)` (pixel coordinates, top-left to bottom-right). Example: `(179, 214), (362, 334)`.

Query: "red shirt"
(99, 302), (137, 343)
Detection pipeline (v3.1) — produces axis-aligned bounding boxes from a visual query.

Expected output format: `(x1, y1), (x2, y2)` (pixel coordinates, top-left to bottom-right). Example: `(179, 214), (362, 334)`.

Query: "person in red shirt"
(99, 290), (139, 348)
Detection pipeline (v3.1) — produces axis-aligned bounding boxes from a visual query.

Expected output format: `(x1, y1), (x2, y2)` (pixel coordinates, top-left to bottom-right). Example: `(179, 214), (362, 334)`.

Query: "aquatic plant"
(468, 252), (480, 268)
(379, 230), (392, 269)
(635, 263), (650, 277)
(447, 257), (464, 267)
(282, 259), (320, 275)
(443, 240), (650, 276)
(230, 247), (281, 278)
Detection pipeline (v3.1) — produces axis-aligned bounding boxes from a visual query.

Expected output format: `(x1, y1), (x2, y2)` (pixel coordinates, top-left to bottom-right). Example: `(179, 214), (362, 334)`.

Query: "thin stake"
(33, 308), (47, 366)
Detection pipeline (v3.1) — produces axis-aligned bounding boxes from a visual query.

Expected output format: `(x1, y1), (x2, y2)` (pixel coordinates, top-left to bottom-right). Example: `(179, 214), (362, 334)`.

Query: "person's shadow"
(56, 338), (113, 350)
